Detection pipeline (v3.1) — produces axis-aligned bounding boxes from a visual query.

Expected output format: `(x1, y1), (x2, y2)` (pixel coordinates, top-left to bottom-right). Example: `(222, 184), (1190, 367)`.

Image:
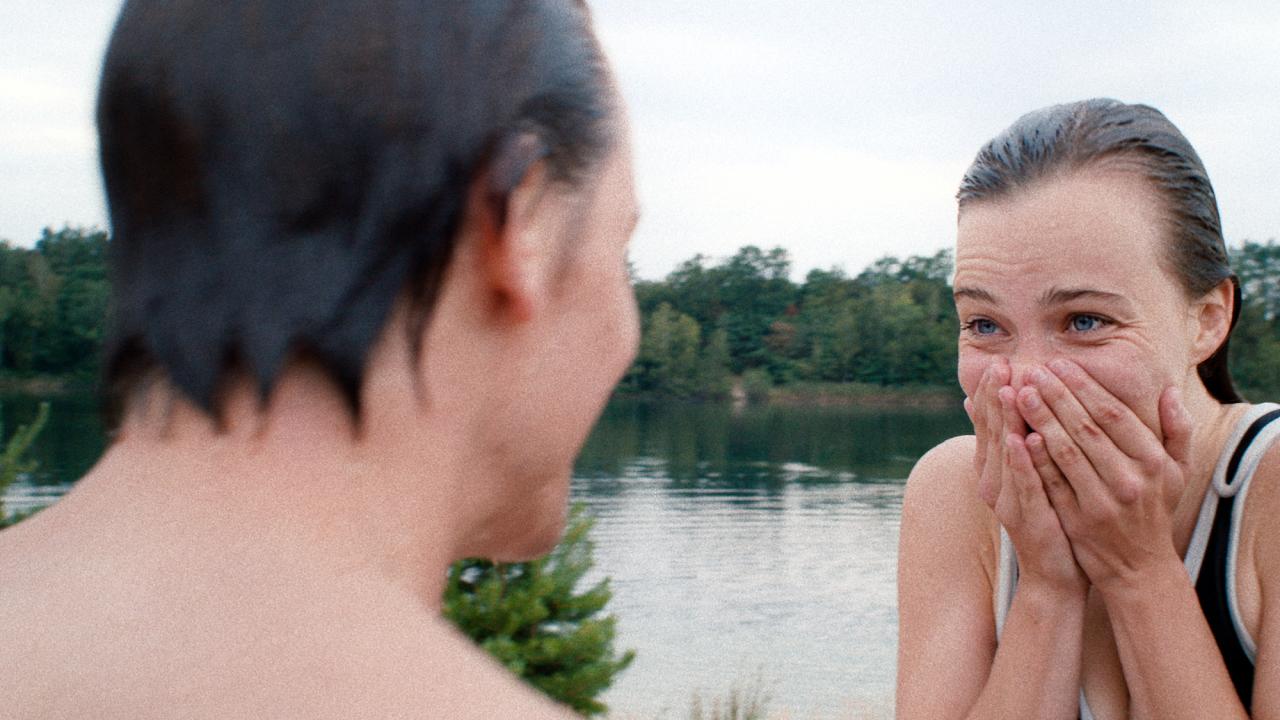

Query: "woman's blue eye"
(1070, 315), (1106, 332)
(965, 318), (999, 335)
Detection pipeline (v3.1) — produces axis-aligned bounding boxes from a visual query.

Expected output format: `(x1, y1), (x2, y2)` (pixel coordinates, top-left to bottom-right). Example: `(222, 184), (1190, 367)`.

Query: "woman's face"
(953, 168), (1201, 434)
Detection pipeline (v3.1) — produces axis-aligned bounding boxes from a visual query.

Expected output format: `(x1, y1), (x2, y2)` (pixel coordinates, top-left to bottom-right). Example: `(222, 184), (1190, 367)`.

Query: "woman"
(897, 99), (1280, 719)
(0, 1), (637, 717)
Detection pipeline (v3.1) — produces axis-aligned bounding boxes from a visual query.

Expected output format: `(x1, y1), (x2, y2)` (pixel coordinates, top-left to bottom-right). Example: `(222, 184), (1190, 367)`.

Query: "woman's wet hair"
(957, 98), (1243, 403)
(98, 0), (613, 423)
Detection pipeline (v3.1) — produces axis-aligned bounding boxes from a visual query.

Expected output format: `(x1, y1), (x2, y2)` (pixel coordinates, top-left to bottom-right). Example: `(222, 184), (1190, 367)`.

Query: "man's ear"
(1190, 278), (1237, 365)
(465, 134), (554, 325)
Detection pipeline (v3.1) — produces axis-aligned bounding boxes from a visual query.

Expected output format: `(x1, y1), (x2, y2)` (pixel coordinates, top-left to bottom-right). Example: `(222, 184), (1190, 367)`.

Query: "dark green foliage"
(626, 246), (960, 395)
(1231, 239), (1280, 399)
(740, 368), (773, 403)
(443, 506), (634, 717)
(4, 225), (1280, 400)
(0, 227), (109, 379)
(625, 303), (733, 399)
(0, 401), (49, 527)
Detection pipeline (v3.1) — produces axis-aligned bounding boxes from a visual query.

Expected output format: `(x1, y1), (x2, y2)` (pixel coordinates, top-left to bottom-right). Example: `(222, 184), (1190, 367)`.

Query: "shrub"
(444, 505), (634, 716)
(0, 401), (49, 528)
(740, 369), (774, 404)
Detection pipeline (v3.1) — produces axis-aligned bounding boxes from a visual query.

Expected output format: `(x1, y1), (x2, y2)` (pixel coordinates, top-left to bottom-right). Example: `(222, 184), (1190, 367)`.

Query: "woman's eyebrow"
(1039, 287), (1127, 305)
(953, 286), (997, 303)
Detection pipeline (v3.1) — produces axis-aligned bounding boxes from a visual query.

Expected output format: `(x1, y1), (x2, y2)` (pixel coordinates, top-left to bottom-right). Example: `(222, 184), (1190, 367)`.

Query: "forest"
(3, 226), (1280, 400)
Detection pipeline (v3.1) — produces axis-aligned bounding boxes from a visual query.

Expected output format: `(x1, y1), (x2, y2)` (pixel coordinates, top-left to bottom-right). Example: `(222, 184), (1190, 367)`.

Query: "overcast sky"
(2, 1), (1278, 280)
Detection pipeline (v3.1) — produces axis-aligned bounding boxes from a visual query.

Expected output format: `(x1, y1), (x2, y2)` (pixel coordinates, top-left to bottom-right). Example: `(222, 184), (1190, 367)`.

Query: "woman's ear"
(463, 134), (556, 325)
(1190, 278), (1236, 365)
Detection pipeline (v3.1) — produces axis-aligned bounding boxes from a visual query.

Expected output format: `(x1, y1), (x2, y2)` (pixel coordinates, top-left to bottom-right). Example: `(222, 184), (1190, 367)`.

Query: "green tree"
(1230, 240), (1280, 397)
(698, 326), (733, 399)
(37, 227), (110, 375)
(633, 302), (705, 397)
(0, 401), (49, 527)
(715, 246), (796, 372)
(0, 227), (110, 378)
(444, 506), (634, 716)
(1233, 239), (1280, 322)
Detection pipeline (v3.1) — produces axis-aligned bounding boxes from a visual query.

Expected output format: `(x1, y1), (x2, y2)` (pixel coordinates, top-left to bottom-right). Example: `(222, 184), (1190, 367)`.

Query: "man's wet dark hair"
(98, 0), (613, 423)
(957, 98), (1242, 403)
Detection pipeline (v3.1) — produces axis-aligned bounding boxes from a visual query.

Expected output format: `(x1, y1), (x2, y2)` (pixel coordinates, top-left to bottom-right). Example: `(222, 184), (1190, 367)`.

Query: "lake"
(1, 393), (970, 719)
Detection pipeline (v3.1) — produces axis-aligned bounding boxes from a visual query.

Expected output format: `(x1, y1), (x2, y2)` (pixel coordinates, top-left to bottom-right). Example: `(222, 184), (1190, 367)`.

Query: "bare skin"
(898, 168), (1280, 719)
(0, 120), (641, 718)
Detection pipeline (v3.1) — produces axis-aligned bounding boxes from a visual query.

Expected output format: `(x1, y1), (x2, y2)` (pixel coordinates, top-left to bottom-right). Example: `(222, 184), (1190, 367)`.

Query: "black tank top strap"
(1196, 489), (1254, 710)
(1195, 406), (1280, 713)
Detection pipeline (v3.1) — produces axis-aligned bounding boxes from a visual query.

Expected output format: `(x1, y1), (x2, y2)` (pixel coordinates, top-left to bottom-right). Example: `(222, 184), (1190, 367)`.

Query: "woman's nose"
(1009, 347), (1051, 390)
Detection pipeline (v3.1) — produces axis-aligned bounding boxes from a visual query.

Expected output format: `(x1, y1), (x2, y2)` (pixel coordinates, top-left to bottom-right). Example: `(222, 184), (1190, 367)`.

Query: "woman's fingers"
(998, 384), (1025, 439)
(1156, 386), (1193, 510)
(1044, 359), (1159, 460)
(1004, 432), (1041, 506)
(1015, 381), (1120, 505)
(1026, 431), (1079, 519)
(1159, 386), (1193, 467)
(972, 360), (1010, 501)
(968, 369), (991, 474)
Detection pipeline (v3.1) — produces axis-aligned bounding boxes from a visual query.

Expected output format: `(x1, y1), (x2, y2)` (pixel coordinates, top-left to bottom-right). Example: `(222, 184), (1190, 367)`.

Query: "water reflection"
(572, 400), (969, 719)
(1, 393), (105, 514)
(578, 400), (963, 485)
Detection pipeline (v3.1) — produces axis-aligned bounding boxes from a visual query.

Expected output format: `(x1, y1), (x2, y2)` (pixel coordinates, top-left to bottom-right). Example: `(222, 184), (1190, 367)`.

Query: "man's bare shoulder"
(0, 521), (575, 720)
(401, 624), (580, 720)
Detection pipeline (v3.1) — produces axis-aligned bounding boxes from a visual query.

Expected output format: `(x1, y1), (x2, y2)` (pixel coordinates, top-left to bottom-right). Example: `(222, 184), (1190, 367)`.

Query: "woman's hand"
(965, 359), (1087, 599)
(1015, 359), (1193, 595)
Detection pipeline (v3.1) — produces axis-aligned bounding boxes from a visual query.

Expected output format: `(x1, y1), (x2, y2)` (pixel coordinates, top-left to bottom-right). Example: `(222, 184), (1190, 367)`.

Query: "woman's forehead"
(956, 170), (1166, 268)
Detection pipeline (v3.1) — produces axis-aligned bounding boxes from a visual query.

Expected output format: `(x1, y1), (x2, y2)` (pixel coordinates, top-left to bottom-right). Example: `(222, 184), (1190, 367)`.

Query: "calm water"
(0, 394), (969, 719)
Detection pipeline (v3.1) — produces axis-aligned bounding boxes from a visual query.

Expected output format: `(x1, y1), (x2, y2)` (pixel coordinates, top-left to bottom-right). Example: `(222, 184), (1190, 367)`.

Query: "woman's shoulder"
(905, 434), (979, 506)
(902, 434), (998, 567)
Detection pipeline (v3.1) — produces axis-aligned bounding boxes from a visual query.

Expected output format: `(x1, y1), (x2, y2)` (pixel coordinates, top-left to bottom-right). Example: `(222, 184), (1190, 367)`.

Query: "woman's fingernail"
(1028, 367), (1047, 385)
(1048, 358), (1072, 376)
(1020, 389), (1041, 409)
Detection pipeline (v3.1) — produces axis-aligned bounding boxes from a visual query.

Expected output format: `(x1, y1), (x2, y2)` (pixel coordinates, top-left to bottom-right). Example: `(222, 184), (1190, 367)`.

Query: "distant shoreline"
(765, 381), (962, 409)
(3, 373), (962, 411)
(612, 380), (963, 409)
(0, 375), (95, 396)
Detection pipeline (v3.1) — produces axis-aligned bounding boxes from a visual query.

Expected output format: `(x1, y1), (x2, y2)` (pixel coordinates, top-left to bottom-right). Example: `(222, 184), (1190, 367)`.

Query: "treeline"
(626, 242), (1280, 400)
(0, 227), (109, 379)
(3, 228), (1280, 400)
(623, 246), (957, 398)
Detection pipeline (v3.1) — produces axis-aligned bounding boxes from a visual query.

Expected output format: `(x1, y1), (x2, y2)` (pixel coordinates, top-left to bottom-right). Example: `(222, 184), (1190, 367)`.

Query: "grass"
(606, 672), (891, 720)
(688, 675), (772, 720)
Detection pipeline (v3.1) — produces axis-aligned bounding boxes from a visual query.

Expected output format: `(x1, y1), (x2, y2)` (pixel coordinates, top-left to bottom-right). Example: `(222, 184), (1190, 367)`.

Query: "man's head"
(98, 0), (615, 421)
